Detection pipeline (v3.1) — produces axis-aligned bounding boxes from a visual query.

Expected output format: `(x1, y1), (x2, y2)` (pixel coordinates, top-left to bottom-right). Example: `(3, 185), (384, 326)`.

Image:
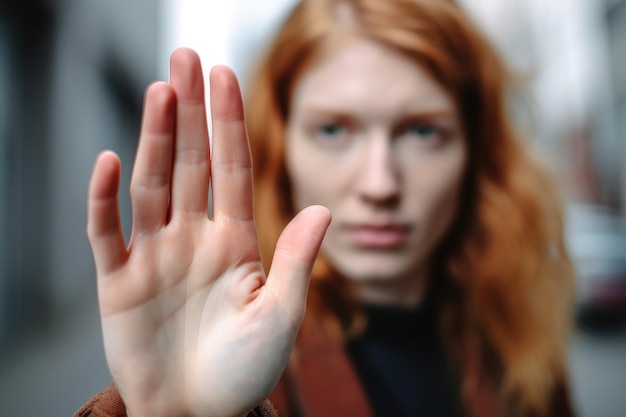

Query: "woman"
(76, 0), (576, 416)
(245, 0), (575, 416)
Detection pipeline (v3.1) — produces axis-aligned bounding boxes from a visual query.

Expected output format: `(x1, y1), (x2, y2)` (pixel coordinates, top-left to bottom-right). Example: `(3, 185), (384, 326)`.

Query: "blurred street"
(569, 327), (626, 417)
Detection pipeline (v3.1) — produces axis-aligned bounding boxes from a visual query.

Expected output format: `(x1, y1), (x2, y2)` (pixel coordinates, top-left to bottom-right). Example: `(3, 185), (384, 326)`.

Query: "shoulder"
(72, 382), (125, 417)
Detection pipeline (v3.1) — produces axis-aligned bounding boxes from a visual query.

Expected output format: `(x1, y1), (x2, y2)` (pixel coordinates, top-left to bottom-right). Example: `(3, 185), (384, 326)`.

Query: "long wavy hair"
(244, 0), (575, 415)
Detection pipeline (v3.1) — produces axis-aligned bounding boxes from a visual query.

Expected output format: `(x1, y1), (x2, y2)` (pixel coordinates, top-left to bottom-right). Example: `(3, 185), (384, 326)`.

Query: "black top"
(346, 304), (463, 417)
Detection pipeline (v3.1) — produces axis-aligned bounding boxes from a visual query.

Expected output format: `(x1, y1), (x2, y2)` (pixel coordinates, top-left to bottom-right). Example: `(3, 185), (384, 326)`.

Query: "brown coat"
(268, 328), (576, 417)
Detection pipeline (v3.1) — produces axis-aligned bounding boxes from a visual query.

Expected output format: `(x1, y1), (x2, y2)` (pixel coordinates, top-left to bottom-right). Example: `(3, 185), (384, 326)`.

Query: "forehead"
(290, 38), (457, 120)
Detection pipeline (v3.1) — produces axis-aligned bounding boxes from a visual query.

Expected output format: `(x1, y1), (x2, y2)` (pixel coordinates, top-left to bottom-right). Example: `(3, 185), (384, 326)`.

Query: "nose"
(355, 135), (400, 207)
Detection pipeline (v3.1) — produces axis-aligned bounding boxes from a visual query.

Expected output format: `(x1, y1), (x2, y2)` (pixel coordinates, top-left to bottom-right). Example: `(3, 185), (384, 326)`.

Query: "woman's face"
(285, 39), (467, 306)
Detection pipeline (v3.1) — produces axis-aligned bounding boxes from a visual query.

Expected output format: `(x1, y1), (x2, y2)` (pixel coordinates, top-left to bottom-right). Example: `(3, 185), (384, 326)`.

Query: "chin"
(322, 242), (428, 282)
(332, 257), (421, 284)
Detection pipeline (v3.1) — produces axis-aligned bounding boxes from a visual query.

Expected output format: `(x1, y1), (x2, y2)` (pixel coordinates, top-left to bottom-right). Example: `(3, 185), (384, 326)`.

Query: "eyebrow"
(398, 109), (459, 120)
(298, 106), (459, 121)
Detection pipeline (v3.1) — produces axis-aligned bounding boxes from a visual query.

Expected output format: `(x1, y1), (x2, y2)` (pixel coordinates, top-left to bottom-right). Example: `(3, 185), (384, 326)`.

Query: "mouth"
(344, 224), (411, 249)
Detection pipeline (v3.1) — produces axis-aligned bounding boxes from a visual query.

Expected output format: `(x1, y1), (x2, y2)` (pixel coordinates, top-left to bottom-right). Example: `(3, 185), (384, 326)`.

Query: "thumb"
(265, 205), (331, 323)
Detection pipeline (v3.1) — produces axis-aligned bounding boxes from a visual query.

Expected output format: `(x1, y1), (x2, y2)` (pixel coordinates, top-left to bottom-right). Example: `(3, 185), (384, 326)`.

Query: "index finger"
(209, 66), (254, 222)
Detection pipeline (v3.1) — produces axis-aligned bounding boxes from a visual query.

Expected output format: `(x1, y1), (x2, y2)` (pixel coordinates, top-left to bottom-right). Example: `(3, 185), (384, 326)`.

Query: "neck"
(352, 269), (429, 308)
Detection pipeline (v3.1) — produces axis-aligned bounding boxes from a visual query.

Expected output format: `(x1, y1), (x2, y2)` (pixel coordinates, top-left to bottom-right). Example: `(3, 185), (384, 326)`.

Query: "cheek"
(429, 172), (464, 214)
(428, 182), (463, 240)
(285, 136), (336, 211)
(408, 154), (466, 237)
(289, 173), (327, 211)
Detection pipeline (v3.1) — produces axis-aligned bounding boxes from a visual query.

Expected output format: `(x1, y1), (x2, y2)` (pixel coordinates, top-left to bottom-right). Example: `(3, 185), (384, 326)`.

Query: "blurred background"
(0, 0), (624, 415)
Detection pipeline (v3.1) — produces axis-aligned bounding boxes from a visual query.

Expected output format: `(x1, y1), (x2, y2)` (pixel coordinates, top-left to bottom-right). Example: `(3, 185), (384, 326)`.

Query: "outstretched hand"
(86, 48), (331, 417)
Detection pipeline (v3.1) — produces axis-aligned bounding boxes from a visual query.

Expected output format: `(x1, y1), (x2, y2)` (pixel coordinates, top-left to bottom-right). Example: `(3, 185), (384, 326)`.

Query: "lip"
(344, 224), (411, 249)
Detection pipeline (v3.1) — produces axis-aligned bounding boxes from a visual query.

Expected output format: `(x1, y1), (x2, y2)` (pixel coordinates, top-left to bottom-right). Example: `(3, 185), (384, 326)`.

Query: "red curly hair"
(244, 0), (575, 415)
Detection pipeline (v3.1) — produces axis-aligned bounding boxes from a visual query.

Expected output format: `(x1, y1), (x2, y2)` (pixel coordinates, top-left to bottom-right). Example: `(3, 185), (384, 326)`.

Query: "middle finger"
(169, 48), (211, 219)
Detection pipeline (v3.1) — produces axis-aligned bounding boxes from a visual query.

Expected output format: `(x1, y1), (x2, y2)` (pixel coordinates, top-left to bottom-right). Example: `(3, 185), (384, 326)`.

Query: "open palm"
(86, 48), (330, 417)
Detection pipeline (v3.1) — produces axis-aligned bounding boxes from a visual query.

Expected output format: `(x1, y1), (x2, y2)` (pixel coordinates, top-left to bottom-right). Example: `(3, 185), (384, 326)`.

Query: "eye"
(406, 122), (439, 140)
(309, 122), (352, 149)
(318, 123), (346, 138)
(396, 120), (446, 148)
